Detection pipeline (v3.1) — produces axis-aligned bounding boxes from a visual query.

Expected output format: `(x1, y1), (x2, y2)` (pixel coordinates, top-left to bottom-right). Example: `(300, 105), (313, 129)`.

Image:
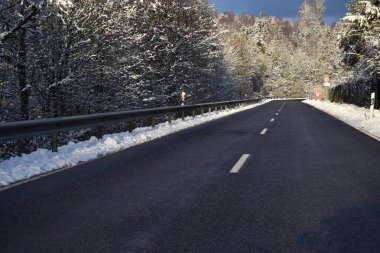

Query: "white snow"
(49, 0), (73, 8)
(343, 15), (366, 23)
(303, 99), (380, 140)
(0, 32), (9, 42)
(0, 100), (269, 188)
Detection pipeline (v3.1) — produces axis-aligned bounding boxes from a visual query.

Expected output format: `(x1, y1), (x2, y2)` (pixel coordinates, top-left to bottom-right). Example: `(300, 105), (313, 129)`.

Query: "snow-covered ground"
(304, 99), (380, 141)
(0, 100), (269, 188)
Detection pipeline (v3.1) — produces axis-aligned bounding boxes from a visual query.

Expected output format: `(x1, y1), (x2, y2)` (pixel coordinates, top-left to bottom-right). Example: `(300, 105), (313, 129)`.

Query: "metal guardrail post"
(181, 111), (185, 121)
(168, 114), (172, 124)
(128, 121), (134, 133)
(96, 126), (104, 139)
(151, 116), (156, 127)
(209, 107), (211, 113)
(52, 133), (58, 152)
(192, 110), (196, 118)
(201, 108), (204, 116)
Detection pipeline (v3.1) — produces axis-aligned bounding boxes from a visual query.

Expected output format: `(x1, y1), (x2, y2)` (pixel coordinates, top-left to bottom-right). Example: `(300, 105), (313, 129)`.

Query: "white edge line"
(230, 154), (251, 174)
(0, 165), (75, 192)
(260, 128), (268, 135)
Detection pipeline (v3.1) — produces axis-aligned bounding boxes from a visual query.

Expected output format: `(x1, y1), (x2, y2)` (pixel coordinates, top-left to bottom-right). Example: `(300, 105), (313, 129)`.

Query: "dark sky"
(210, 0), (351, 23)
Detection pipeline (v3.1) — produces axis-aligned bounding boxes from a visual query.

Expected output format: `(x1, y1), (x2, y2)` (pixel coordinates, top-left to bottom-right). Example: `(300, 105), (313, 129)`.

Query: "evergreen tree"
(314, 0), (326, 23)
(340, 0), (380, 68)
(299, 0), (313, 33)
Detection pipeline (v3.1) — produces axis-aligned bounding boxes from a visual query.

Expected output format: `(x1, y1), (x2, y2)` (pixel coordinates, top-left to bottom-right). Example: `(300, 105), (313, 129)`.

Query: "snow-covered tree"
(299, 0), (314, 34)
(314, 0), (326, 23)
(1, 0), (237, 122)
(217, 5), (342, 98)
(118, 0), (236, 108)
(0, 0), (46, 120)
(335, 0), (380, 107)
(340, 0), (380, 68)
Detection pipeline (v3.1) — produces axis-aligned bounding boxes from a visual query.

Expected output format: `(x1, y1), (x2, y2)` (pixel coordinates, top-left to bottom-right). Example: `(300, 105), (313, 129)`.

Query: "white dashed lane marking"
(230, 154), (251, 174)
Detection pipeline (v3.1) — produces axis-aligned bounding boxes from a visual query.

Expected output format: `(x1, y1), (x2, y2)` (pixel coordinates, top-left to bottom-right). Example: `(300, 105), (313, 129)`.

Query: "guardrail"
(0, 99), (262, 152)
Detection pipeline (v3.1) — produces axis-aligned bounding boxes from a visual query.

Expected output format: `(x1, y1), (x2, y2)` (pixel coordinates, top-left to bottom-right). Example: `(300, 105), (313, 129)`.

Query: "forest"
(1, 0), (379, 158)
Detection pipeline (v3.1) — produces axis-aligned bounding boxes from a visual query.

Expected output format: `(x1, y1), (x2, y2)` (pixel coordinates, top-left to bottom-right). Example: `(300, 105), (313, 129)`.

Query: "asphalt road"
(1, 100), (379, 253)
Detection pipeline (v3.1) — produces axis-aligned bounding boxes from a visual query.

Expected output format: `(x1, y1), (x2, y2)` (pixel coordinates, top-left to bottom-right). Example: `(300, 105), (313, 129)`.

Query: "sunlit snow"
(304, 99), (380, 140)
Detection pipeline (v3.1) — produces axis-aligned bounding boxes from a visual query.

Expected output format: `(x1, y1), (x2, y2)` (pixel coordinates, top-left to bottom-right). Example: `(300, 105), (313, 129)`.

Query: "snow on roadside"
(303, 99), (380, 140)
(0, 100), (269, 188)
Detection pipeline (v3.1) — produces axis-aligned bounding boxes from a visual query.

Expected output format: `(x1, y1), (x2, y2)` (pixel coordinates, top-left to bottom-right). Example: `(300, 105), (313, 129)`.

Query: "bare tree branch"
(0, 3), (42, 44)
(0, 4), (14, 14)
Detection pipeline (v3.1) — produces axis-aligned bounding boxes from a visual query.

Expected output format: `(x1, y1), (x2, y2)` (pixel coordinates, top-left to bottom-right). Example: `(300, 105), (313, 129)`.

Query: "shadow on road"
(298, 204), (380, 253)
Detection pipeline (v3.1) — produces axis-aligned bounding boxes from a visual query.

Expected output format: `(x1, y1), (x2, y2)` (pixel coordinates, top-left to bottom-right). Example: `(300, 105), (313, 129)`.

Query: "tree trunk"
(18, 28), (29, 120)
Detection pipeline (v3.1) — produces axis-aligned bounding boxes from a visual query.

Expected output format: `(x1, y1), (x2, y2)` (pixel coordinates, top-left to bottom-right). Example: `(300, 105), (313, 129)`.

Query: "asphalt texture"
(0, 100), (380, 253)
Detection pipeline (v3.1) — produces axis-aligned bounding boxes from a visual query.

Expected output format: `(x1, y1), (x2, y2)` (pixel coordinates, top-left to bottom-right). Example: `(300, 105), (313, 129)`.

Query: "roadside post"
(323, 75), (331, 101)
(180, 91), (186, 121)
(370, 92), (375, 119)
(181, 91), (186, 106)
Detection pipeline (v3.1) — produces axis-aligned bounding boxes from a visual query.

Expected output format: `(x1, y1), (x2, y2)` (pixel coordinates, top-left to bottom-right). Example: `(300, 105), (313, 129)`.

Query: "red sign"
(314, 89), (323, 100)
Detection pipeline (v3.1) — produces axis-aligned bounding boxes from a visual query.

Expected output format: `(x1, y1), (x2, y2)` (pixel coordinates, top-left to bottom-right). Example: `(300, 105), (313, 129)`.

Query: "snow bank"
(303, 100), (380, 140)
(0, 101), (268, 188)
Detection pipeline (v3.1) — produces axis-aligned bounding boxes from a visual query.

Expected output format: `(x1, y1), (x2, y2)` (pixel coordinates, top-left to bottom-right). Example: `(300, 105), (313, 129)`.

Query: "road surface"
(1, 100), (379, 253)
